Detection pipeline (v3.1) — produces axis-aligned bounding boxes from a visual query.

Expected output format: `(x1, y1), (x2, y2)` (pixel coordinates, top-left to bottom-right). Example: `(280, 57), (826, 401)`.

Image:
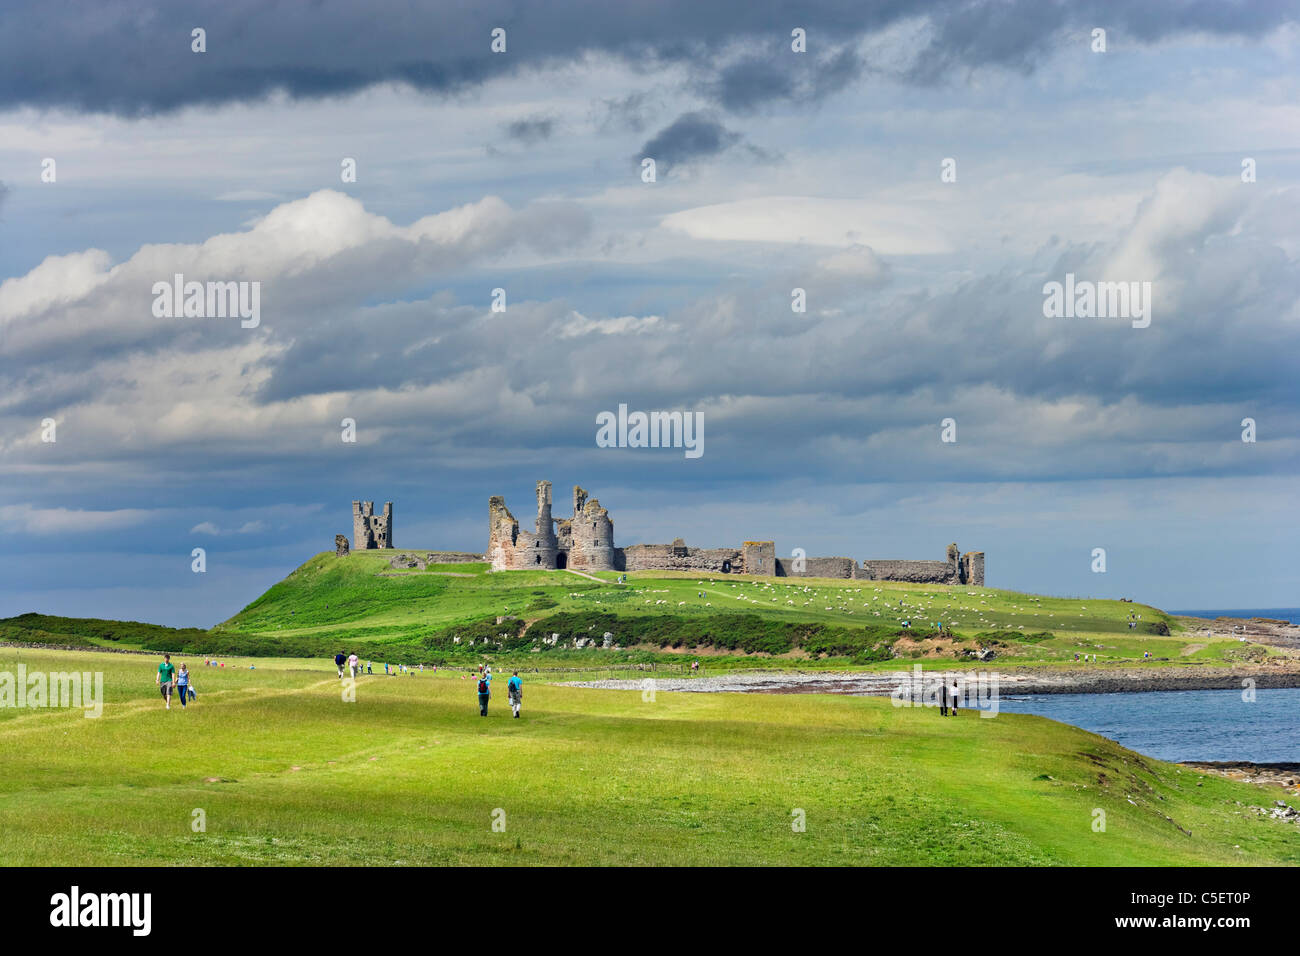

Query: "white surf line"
(565, 569), (607, 583)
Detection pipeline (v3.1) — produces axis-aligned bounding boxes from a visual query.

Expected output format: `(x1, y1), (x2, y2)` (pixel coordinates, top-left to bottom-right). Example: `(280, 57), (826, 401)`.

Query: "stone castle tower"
(564, 486), (616, 571)
(353, 500), (393, 550)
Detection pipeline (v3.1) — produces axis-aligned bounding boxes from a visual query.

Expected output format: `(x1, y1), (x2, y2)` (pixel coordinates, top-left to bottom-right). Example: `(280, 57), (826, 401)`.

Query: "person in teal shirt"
(507, 671), (523, 719)
(156, 654), (176, 710)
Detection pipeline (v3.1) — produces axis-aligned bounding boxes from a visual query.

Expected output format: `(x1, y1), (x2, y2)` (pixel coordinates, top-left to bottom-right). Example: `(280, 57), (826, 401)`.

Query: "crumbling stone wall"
(335, 534), (350, 557)
(352, 500), (393, 550)
(621, 543), (742, 573)
(424, 551), (485, 564)
(775, 556), (857, 578)
(388, 550), (486, 570)
(858, 559), (956, 584)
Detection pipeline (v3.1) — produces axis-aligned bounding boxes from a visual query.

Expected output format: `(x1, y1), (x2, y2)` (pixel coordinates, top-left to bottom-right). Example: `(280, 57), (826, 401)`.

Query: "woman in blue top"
(176, 664), (191, 708)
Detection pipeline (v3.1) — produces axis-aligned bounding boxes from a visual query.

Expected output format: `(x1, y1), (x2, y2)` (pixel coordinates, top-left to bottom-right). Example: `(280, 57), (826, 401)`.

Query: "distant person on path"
(366, 660), (372, 674)
(335, 652), (346, 678)
(477, 673), (491, 716)
(938, 678), (949, 716)
(949, 680), (960, 715)
(507, 671), (522, 718)
(176, 664), (191, 708)
(348, 653), (359, 679)
(157, 654), (176, 710)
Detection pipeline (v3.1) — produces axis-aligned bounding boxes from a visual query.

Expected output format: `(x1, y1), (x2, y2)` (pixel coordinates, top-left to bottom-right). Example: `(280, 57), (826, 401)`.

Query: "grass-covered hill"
(0, 549), (1271, 671)
(0, 645), (1295, 866)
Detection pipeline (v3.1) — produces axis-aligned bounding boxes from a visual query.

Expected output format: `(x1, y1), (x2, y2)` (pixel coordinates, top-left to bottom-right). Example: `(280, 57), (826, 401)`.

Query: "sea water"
(994, 687), (1299, 763)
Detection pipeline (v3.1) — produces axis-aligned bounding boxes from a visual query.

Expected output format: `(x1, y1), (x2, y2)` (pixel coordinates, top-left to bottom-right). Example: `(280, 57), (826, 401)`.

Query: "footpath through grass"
(0, 647), (1295, 866)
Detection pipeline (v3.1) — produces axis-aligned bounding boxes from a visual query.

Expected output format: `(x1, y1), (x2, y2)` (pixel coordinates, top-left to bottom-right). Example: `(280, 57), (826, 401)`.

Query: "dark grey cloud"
(703, 45), (863, 113)
(1, 1), (1294, 116)
(504, 114), (556, 144)
(906, 0), (1300, 84)
(639, 112), (741, 170)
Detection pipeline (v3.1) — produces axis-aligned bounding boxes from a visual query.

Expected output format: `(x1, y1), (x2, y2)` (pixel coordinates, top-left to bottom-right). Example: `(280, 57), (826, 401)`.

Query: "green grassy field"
(0, 550), (1269, 672)
(0, 646), (1295, 866)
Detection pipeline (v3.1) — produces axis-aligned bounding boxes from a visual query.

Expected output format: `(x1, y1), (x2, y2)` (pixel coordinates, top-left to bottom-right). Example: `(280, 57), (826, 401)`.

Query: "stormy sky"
(2, 0), (1298, 625)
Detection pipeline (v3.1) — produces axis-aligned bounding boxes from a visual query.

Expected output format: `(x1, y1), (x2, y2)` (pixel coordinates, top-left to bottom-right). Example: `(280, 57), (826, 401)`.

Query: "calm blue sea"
(1169, 607), (1300, 625)
(995, 688), (1299, 763)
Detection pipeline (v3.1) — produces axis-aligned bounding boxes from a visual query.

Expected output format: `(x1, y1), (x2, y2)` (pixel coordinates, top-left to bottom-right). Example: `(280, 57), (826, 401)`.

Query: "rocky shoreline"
(560, 660), (1300, 696)
(1181, 762), (1300, 793)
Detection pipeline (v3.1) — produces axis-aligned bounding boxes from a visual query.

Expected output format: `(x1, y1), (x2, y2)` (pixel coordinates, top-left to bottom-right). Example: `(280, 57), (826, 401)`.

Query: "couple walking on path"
(335, 652), (360, 678)
(477, 667), (523, 718)
(156, 654), (196, 710)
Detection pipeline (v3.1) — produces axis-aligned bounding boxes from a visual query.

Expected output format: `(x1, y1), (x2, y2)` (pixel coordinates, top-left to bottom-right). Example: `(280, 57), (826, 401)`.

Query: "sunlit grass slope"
(0, 647), (1294, 866)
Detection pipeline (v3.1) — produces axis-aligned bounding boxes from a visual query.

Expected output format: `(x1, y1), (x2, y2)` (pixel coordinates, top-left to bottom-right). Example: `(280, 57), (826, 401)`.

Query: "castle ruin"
(352, 500), (393, 550)
(486, 480), (984, 585)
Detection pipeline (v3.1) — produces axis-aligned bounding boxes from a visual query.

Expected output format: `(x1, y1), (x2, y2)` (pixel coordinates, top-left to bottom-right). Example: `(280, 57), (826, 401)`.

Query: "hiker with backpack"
(334, 652), (346, 678)
(507, 671), (522, 719)
(477, 672), (491, 716)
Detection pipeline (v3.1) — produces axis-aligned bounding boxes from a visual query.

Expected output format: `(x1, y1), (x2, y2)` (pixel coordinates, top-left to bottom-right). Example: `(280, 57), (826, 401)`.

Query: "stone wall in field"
(620, 543), (742, 573)
(858, 559), (955, 583)
(774, 556), (858, 579)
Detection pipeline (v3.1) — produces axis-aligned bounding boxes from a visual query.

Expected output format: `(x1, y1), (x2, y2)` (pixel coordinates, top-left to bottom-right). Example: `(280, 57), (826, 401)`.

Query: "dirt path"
(566, 568), (608, 583)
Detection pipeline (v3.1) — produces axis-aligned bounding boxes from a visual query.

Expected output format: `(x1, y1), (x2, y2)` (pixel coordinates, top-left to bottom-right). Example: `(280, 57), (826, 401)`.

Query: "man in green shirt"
(157, 654), (176, 710)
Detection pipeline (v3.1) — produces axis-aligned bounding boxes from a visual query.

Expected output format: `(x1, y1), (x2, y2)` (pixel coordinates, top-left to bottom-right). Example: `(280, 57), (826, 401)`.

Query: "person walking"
(176, 663), (192, 708)
(507, 671), (522, 719)
(334, 652), (346, 678)
(938, 677), (949, 716)
(477, 672), (491, 716)
(348, 652), (359, 679)
(157, 654), (176, 710)
(949, 679), (960, 715)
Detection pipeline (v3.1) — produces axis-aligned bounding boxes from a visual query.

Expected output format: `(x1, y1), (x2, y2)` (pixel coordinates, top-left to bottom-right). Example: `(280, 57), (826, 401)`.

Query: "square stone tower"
(352, 500), (393, 550)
